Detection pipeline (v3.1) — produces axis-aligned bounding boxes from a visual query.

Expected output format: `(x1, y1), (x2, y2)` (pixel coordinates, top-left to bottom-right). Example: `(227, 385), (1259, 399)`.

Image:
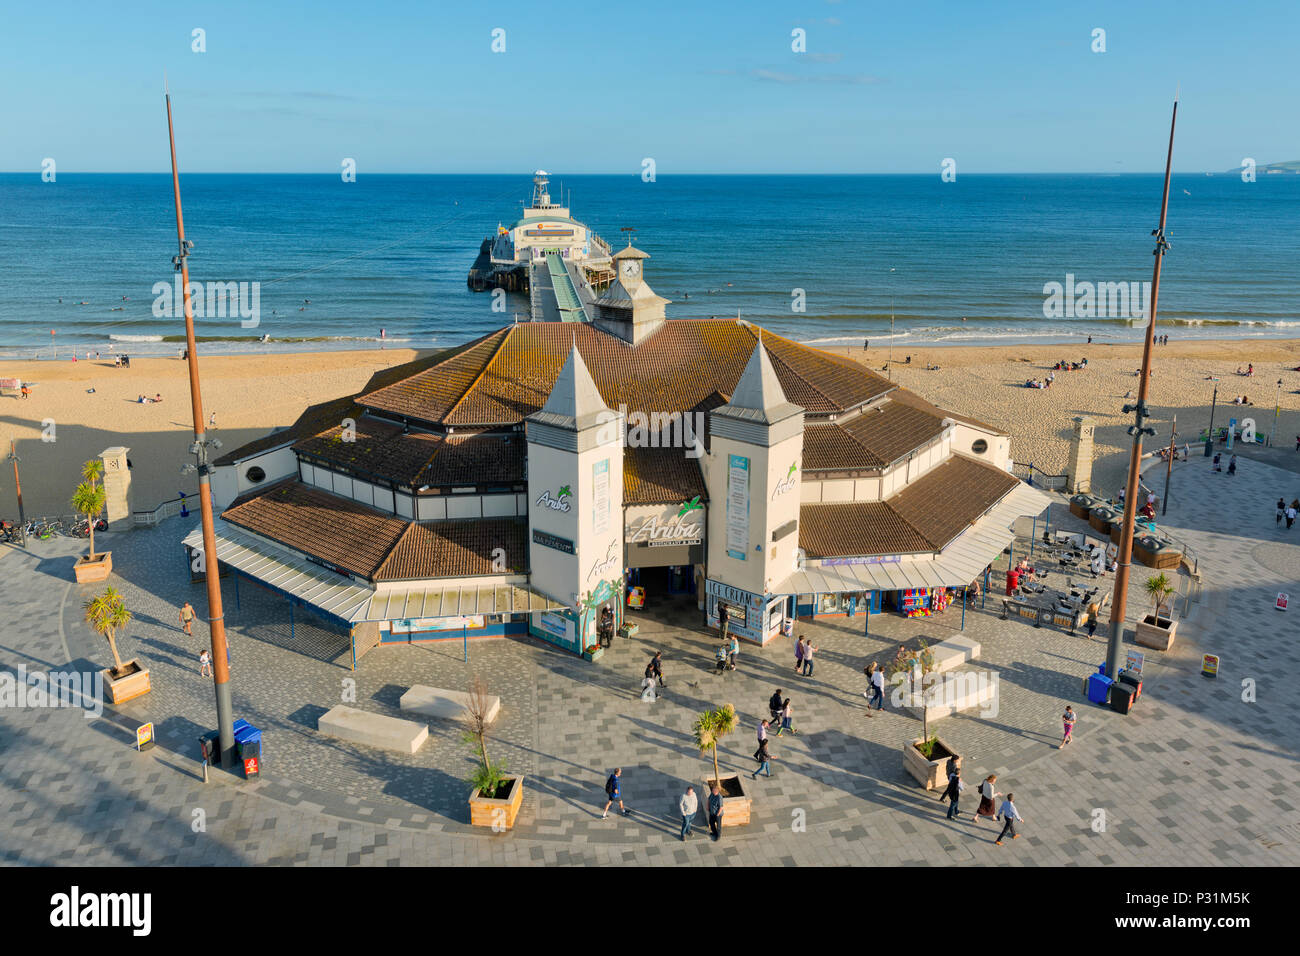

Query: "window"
(971, 439), (988, 455)
(246, 465), (266, 483)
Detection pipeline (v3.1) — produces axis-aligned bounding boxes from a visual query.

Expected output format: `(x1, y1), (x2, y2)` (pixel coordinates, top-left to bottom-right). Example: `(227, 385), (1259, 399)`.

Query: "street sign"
(135, 722), (155, 752)
(1125, 650), (1145, 676)
(1201, 654), (1219, 678)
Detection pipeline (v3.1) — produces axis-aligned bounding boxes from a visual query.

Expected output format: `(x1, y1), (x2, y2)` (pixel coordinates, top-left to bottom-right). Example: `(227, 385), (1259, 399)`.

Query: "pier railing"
(1012, 461), (1068, 490)
(132, 495), (191, 527)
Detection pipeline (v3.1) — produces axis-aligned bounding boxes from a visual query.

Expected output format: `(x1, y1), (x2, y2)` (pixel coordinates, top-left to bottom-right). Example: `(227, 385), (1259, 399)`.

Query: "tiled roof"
(799, 502), (932, 558)
(375, 518), (528, 581)
(889, 453), (1019, 550)
(623, 445), (708, 506)
(799, 454), (1020, 558)
(358, 320), (895, 427)
(222, 480), (408, 579)
(887, 387), (1006, 436)
(295, 420), (525, 489)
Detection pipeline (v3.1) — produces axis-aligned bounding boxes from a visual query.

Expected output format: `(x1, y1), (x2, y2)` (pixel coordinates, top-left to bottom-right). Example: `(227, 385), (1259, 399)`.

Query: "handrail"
(132, 495), (191, 526)
(1012, 461), (1068, 489)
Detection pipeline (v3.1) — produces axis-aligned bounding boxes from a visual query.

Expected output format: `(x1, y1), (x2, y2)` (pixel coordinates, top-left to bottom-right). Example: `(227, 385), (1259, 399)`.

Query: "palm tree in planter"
(463, 675), (522, 829)
(692, 703), (750, 826)
(84, 586), (151, 703)
(888, 640), (958, 790)
(71, 459), (111, 583)
(1137, 572), (1178, 650)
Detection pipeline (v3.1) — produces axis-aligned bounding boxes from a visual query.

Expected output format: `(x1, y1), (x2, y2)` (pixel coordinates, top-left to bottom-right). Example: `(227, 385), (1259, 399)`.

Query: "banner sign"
(533, 529), (575, 554)
(1201, 654), (1219, 678)
(136, 722), (155, 752)
(1277, 592), (1289, 611)
(726, 455), (750, 560)
(592, 459), (610, 535)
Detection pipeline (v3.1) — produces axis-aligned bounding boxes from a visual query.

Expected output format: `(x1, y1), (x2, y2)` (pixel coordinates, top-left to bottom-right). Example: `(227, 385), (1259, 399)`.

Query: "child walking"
(1060, 705), (1076, 748)
(776, 698), (798, 736)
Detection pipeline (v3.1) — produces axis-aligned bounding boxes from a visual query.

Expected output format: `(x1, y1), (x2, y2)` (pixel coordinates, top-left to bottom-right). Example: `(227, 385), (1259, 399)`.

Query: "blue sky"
(2, 0), (1296, 173)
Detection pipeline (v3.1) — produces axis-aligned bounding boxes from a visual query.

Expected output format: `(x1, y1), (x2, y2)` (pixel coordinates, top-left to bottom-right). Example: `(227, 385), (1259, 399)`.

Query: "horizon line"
(0, 169), (1254, 176)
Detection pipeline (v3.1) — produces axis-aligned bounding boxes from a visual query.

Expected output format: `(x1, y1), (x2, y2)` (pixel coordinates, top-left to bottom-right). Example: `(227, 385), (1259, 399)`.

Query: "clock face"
(621, 261), (639, 278)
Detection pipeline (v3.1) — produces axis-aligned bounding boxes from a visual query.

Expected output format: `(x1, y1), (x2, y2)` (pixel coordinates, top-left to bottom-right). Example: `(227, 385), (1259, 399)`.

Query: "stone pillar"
(100, 446), (133, 527)
(1065, 417), (1094, 493)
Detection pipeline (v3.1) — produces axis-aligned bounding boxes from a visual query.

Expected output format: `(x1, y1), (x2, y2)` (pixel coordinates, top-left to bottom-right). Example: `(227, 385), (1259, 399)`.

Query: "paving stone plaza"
(2, 453), (1298, 867)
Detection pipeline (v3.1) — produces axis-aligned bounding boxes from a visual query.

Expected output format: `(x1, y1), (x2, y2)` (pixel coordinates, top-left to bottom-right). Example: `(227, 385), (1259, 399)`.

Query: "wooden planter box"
(704, 774), (751, 827)
(1089, 509), (1117, 534)
(1135, 614), (1177, 651)
(618, 624), (638, 639)
(1134, 537), (1181, 569)
(74, 551), (113, 584)
(903, 736), (959, 790)
(468, 774), (524, 829)
(1068, 494), (1098, 520)
(104, 659), (151, 704)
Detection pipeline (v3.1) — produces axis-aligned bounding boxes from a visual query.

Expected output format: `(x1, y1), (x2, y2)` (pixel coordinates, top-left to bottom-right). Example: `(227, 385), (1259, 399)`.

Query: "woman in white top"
(972, 774), (1000, 825)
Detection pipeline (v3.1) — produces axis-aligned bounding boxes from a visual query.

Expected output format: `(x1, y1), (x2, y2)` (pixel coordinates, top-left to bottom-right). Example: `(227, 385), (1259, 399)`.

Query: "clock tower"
(593, 243), (668, 345)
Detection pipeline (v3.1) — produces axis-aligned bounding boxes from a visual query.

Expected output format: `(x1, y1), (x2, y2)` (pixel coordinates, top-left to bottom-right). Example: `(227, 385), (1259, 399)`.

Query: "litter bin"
(1087, 672), (1113, 705)
(198, 730), (220, 765)
(233, 720), (262, 779)
(1110, 682), (1136, 714)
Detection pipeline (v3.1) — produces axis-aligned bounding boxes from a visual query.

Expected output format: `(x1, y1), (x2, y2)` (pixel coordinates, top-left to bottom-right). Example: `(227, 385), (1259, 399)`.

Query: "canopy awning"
(182, 520), (566, 625)
(775, 481), (1050, 595)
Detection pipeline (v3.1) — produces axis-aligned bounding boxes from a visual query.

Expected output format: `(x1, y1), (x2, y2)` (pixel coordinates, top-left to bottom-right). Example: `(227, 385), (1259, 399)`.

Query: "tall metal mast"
(166, 90), (236, 766)
(1105, 97), (1178, 681)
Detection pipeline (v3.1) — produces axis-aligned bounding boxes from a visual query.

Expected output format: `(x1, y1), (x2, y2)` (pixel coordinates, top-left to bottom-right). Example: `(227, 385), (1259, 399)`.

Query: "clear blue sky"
(3, 0), (1296, 173)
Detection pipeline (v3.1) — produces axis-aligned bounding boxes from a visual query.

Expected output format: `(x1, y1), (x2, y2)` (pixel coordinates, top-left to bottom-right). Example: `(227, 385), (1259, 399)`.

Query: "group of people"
(1231, 395), (1252, 405)
(1277, 497), (1300, 529)
(1024, 377), (1051, 389)
(1156, 443), (1190, 462)
(136, 393), (163, 404)
(1051, 357), (1088, 371)
(1212, 452), (1238, 475)
(1236, 363), (1255, 377)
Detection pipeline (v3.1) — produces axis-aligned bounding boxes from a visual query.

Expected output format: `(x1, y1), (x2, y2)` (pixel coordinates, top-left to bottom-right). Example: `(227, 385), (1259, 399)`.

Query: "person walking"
(602, 768), (629, 818)
(707, 784), (724, 840)
(1085, 602), (1100, 639)
(640, 664), (658, 702)
(1287, 505), (1297, 530)
(802, 639), (817, 677)
(757, 718), (770, 747)
(995, 793), (1024, 845)
(794, 636), (806, 674)
(868, 662), (886, 710)
(776, 698), (798, 736)
(939, 762), (965, 820)
(650, 651), (665, 688)
(207, 411), (217, 429)
(1213, 452), (1222, 473)
(179, 601), (195, 636)
(679, 786), (698, 840)
(972, 774), (1000, 826)
(1278, 497), (1287, 526)
(752, 736), (773, 778)
(727, 634), (739, 671)
(1060, 705), (1076, 748)
(198, 648), (212, 677)
(718, 603), (730, 644)
(1228, 454), (1238, 476)
(768, 688), (784, 725)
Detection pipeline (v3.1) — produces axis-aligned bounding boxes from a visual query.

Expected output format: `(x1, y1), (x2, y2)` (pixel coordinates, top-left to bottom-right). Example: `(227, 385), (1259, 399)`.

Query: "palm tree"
(1145, 572), (1175, 620)
(84, 587), (131, 676)
(692, 703), (738, 788)
(71, 481), (106, 561)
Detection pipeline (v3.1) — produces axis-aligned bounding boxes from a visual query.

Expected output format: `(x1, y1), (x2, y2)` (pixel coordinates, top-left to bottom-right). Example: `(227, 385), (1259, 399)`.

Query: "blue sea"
(1, 172), (1297, 359)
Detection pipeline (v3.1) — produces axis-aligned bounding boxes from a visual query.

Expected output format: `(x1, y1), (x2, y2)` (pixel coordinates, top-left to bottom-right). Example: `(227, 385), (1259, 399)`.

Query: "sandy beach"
(3, 338), (1300, 518)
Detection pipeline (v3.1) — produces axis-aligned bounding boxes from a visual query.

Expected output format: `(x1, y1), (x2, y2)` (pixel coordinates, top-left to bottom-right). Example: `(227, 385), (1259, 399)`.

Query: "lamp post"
(1205, 377), (1219, 456)
(166, 91), (236, 768)
(887, 267), (896, 380)
(1270, 378), (1283, 447)
(1105, 96), (1177, 685)
(7, 441), (25, 547)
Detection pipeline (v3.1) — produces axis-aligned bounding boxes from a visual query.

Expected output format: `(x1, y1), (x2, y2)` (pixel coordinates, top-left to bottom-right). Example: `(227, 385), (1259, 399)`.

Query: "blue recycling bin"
(1087, 672), (1114, 705)
(232, 719), (262, 777)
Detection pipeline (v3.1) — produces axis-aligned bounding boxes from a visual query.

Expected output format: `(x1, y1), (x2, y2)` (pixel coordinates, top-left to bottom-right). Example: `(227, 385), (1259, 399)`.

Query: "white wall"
(213, 444), (298, 510)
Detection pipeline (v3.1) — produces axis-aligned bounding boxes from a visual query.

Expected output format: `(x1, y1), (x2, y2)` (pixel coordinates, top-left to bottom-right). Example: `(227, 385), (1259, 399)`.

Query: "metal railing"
(1012, 461), (1068, 490)
(132, 496), (190, 527)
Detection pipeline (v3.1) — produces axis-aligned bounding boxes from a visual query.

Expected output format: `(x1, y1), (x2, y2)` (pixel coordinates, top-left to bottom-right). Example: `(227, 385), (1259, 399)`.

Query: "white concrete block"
(318, 705), (428, 754)
(400, 685), (500, 724)
(903, 667), (998, 720)
(930, 636), (981, 674)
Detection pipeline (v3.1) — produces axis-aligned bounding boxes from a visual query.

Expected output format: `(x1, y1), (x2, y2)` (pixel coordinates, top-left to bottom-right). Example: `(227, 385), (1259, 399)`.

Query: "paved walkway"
(1, 455), (1298, 866)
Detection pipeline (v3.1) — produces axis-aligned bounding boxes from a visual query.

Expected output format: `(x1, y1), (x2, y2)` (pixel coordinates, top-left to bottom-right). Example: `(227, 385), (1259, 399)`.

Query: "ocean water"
(1, 172), (1297, 359)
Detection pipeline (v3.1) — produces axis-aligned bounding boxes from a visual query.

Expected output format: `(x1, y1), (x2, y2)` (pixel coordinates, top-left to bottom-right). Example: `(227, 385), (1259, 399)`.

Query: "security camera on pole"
(1105, 95), (1178, 687)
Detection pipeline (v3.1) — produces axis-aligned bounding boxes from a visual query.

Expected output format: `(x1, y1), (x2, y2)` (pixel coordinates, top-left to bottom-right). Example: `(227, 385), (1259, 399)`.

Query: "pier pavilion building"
(200, 247), (1047, 665)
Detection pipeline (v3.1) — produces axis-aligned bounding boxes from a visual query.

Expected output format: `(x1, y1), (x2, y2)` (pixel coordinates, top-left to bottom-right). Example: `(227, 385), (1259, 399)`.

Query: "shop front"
(705, 579), (786, 645)
(624, 501), (705, 601)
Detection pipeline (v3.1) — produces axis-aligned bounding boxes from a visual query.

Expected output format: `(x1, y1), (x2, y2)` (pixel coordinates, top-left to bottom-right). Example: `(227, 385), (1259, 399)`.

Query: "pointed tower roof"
(715, 335), (804, 425)
(529, 342), (612, 432)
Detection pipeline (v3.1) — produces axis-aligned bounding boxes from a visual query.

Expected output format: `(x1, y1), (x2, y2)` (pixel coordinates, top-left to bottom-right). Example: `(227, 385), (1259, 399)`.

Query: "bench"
(399, 685), (500, 724)
(317, 705), (428, 754)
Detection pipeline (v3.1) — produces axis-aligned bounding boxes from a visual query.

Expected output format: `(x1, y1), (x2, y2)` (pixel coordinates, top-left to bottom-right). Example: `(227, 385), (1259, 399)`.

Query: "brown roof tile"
(888, 453), (1019, 549)
(375, 518), (528, 581)
(799, 502), (932, 558)
(622, 446), (708, 505)
(417, 433), (525, 489)
(222, 481), (408, 579)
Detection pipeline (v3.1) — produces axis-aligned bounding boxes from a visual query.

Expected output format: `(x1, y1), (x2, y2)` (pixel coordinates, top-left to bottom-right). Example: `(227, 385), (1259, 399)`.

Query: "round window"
(246, 466), (266, 483)
(971, 439), (988, 455)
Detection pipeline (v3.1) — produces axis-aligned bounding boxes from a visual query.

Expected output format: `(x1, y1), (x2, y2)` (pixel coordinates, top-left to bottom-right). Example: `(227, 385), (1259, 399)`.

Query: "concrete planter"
(582, 646), (604, 663)
(74, 551), (113, 584)
(903, 736), (959, 790)
(103, 659), (151, 704)
(704, 774), (751, 827)
(1089, 507), (1117, 534)
(1135, 614), (1177, 651)
(468, 774), (524, 829)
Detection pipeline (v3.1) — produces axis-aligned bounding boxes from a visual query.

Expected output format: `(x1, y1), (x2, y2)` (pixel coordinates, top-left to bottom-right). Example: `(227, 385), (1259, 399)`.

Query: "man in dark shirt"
(707, 784), (724, 840)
